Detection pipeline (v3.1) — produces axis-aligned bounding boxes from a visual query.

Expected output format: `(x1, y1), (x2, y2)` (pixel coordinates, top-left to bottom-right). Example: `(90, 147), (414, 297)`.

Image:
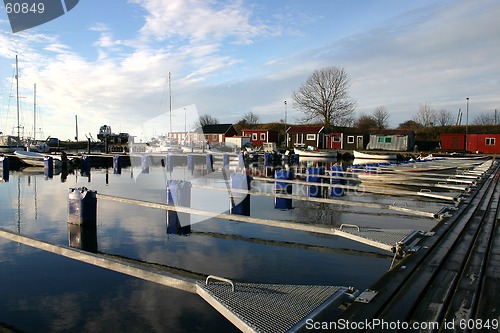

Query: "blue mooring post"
(238, 153), (245, 169)
(165, 154), (174, 173)
(306, 167), (324, 198)
(44, 156), (53, 178)
(113, 155), (122, 174)
(166, 180), (192, 235)
(264, 153), (272, 167)
(1, 156), (9, 182)
(68, 187), (97, 226)
(274, 169), (293, 209)
(230, 173), (252, 216)
(206, 154), (214, 172)
(81, 155), (91, 177)
(294, 154), (300, 165)
(330, 165), (345, 197)
(141, 155), (150, 174)
(223, 153), (230, 170)
(187, 154), (194, 172)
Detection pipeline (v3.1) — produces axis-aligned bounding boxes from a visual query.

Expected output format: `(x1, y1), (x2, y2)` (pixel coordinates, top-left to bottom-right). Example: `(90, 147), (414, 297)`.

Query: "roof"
(194, 124), (234, 134)
(286, 125), (325, 133)
(369, 129), (414, 136)
(241, 128), (277, 133)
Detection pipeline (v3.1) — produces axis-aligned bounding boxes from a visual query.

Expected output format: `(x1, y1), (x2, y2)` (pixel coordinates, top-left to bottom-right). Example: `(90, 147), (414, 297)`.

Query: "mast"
(169, 72), (172, 140)
(75, 114), (78, 141)
(33, 83), (36, 140)
(16, 55), (20, 138)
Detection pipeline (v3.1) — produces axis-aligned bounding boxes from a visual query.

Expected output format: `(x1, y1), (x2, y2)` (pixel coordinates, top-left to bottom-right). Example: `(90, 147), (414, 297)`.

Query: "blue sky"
(0, 0), (499, 141)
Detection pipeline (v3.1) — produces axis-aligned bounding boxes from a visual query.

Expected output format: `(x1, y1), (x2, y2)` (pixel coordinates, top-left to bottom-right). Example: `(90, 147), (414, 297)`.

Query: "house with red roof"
(286, 125), (326, 149)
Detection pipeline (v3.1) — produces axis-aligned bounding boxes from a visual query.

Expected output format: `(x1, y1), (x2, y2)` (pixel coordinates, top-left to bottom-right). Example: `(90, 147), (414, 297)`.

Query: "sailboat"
(0, 55), (26, 153)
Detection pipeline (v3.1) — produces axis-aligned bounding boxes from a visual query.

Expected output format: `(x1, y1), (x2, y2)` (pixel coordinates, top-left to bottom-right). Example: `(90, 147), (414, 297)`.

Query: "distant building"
(286, 125), (325, 149)
(193, 124), (238, 144)
(366, 130), (414, 151)
(441, 133), (500, 154)
(241, 129), (279, 147)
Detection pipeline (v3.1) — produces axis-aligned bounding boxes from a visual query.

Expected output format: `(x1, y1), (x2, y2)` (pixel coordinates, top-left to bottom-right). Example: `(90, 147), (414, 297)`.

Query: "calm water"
(0, 156), (437, 332)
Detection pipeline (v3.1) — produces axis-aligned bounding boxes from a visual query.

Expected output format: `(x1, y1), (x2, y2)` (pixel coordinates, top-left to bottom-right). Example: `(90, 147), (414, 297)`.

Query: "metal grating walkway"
(197, 281), (350, 333)
(333, 225), (422, 252)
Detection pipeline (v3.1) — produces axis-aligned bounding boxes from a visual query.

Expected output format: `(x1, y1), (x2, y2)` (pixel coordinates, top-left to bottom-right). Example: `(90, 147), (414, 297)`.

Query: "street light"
(284, 100), (287, 147)
(465, 97), (469, 152)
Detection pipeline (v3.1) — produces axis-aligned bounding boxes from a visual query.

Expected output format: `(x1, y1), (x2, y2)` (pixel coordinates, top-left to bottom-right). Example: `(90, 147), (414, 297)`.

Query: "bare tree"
(436, 109), (453, 126)
(241, 111), (261, 125)
(413, 103), (437, 127)
(473, 112), (496, 125)
(354, 114), (377, 132)
(373, 106), (389, 129)
(292, 66), (356, 127)
(195, 114), (219, 128)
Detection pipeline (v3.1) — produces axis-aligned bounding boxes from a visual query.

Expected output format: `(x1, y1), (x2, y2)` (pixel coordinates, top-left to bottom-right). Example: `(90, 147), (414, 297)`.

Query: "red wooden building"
(241, 129), (279, 147)
(441, 133), (500, 154)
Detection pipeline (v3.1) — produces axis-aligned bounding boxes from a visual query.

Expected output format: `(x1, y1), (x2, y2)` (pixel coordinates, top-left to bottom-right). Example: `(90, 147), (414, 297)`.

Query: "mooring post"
(44, 156), (54, 178)
(141, 154), (150, 174)
(274, 169), (293, 209)
(1, 156), (9, 182)
(113, 155), (122, 174)
(223, 153), (230, 170)
(187, 154), (194, 172)
(81, 155), (91, 177)
(166, 180), (192, 235)
(68, 223), (98, 253)
(330, 165), (345, 197)
(264, 153), (272, 167)
(306, 167), (324, 198)
(206, 154), (214, 173)
(236, 153), (245, 171)
(166, 154), (174, 173)
(294, 154), (300, 165)
(230, 173), (252, 215)
(68, 187), (97, 227)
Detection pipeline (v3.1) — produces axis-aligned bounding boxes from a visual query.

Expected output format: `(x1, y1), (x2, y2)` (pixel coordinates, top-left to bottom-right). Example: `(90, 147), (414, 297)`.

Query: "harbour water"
(0, 156), (439, 332)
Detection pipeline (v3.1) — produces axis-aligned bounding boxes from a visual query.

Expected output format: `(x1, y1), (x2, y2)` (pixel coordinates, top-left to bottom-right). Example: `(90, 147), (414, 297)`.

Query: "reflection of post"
(166, 180), (192, 235)
(68, 223), (98, 253)
(1, 156), (9, 181)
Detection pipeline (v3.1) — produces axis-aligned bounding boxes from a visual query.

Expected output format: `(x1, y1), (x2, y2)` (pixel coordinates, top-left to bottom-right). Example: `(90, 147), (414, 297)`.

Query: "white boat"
(0, 135), (25, 153)
(353, 150), (397, 160)
(14, 151), (62, 168)
(294, 147), (338, 158)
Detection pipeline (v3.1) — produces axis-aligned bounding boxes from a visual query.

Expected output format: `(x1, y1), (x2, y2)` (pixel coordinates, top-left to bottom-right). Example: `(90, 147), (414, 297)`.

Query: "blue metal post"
(81, 155), (91, 177)
(141, 154), (150, 174)
(113, 155), (122, 174)
(223, 153), (230, 170)
(187, 154), (194, 172)
(68, 187), (97, 226)
(329, 165), (345, 197)
(274, 169), (293, 209)
(166, 154), (174, 173)
(166, 180), (192, 235)
(238, 153), (245, 169)
(206, 154), (214, 172)
(1, 156), (9, 182)
(230, 173), (252, 215)
(306, 167), (324, 198)
(44, 156), (53, 178)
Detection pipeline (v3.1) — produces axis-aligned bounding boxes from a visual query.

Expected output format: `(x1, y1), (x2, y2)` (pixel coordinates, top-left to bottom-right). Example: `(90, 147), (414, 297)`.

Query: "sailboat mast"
(33, 83), (36, 140)
(169, 72), (172, 140)
(15, 54), (20, 138)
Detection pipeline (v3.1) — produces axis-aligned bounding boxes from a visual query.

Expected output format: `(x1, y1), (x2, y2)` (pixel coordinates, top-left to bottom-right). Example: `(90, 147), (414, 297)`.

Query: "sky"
(0, 0), (499, 141)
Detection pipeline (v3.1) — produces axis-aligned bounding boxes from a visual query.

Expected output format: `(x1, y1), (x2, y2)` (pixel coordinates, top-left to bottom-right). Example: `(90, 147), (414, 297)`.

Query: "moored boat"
(294, 147), (338, 158)
(353, 150), (397, 160)
(14, 151), (63, 168)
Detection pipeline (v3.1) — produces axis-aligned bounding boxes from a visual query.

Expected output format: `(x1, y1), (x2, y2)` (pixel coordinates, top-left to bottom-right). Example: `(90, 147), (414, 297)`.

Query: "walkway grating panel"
(333, 227), (419, 252)
(197, 281), (348, 333)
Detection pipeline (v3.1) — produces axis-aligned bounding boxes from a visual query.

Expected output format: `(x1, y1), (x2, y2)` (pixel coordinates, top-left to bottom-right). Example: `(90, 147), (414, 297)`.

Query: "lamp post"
(284, 100), (287, 147)
(465, 97), (469, 152)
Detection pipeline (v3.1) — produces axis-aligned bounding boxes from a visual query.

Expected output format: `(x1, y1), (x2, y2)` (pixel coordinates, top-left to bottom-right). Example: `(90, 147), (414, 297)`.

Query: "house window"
(212, 134), (218, 141)
(347, 136), (354, 144)
(333, 136), (341, 142)
(377, 136), (392, 144)
(486, 138), (496, 145)
(260, 133), (266, 141)
(306, 134), (316, 141)
(252, 133), (258, 141)
(204, 135), (209, 141)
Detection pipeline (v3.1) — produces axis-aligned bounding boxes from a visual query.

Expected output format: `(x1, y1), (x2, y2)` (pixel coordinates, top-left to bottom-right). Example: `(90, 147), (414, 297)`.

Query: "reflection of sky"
(0, 165), (422, 331)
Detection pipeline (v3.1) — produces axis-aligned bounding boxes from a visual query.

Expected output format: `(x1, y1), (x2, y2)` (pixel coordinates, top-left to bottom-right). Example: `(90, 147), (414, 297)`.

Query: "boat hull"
(353, 150), (397, 160)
